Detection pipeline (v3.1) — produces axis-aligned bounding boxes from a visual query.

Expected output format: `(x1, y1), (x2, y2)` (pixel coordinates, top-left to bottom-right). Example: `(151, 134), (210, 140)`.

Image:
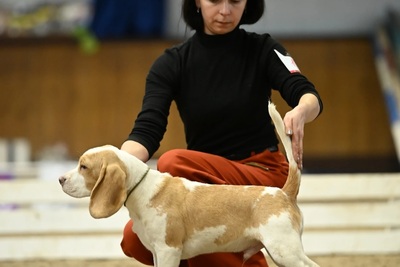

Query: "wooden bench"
(0, 163), (399, 260)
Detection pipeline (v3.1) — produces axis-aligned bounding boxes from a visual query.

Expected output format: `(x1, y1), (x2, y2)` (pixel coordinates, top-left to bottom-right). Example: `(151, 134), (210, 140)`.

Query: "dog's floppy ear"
(89, 163), (127, 218)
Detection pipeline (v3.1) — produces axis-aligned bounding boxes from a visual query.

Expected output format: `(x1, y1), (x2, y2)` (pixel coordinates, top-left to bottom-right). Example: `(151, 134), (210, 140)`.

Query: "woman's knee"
(157, 149), (189, 175)
(121, 220), (154, 265)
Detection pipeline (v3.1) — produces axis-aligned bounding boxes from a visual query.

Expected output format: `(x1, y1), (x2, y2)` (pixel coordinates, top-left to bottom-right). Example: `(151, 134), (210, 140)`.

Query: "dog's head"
(59, 145), (128, 219)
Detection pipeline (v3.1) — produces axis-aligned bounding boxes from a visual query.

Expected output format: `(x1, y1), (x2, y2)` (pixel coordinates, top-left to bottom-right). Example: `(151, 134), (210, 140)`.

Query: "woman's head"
(183, 0), (264, 35)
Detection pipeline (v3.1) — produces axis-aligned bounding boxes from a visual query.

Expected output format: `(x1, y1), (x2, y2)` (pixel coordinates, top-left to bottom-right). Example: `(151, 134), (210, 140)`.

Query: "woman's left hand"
(283, 107), (305, 169)
(283, 93), (321, 170)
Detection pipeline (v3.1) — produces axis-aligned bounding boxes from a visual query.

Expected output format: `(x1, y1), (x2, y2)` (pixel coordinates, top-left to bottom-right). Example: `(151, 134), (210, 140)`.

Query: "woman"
(120, 0), (323, 266)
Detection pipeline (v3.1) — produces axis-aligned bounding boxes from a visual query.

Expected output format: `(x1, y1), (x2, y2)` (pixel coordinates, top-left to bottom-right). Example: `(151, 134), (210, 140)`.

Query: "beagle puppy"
(59, 102), (319, 267)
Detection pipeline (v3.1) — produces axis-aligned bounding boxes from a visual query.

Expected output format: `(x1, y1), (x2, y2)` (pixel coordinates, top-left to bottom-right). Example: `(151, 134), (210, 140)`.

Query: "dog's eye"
(80, 164), (88, 170)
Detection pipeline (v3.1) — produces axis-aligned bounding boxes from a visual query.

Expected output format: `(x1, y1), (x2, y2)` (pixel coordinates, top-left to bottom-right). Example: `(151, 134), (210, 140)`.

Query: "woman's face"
(195, 0), (247, 35)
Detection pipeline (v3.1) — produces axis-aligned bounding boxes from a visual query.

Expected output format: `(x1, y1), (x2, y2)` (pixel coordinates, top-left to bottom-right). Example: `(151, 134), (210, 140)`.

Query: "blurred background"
(1, 0), (400, 174)
(0, 1), (400, 265)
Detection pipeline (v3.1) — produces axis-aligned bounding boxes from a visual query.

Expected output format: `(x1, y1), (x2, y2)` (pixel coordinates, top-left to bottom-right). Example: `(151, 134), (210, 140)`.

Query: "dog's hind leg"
(262, 232), (319, 267)
(265, 246), (319, 267)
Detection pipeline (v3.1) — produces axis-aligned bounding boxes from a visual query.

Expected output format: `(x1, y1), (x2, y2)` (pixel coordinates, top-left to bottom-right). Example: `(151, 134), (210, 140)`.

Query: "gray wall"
(165, 0), (400, 38)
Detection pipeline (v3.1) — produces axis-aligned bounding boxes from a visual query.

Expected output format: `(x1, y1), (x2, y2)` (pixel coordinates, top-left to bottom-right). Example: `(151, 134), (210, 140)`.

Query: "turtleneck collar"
(194, 27), (242, 48)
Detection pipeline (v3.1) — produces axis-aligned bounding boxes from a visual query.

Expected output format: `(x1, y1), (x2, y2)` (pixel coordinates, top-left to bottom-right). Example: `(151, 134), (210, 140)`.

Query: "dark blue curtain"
(89, 0), (165, 39)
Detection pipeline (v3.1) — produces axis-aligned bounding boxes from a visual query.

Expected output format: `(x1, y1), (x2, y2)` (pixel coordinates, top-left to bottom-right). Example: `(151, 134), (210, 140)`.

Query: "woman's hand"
(283, 93), (321, 170)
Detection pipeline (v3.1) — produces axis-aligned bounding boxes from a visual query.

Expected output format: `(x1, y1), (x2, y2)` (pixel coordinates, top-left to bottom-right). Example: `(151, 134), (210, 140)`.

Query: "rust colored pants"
(121, 148), (289, 267)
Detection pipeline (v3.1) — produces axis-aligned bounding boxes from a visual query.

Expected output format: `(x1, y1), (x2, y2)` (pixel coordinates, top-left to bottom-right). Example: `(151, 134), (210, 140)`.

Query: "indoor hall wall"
(0, 38), (395, 165)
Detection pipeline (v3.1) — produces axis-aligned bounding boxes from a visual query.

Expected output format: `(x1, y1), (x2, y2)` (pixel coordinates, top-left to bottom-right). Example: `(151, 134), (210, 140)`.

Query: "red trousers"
(121, 148), (289, 267)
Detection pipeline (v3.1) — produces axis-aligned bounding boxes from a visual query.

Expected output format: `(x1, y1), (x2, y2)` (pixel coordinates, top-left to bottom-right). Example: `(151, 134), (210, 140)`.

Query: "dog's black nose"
(59, 176), (66, 186)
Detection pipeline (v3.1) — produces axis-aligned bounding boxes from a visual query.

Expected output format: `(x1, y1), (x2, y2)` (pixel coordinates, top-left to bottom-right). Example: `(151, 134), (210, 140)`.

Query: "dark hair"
(182, 0), (265, 31)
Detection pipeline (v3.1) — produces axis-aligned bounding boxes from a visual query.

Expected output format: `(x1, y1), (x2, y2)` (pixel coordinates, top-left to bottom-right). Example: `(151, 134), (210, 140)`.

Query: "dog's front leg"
(153, 247), (182, 267)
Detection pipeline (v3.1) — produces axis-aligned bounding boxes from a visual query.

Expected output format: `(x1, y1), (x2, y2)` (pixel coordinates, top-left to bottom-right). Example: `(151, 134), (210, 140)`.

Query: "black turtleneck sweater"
(128, 28), (323, 159)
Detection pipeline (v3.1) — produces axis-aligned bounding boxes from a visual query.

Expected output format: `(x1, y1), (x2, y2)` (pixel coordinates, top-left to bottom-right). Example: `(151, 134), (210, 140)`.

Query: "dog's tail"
(268, 101), (301, 200)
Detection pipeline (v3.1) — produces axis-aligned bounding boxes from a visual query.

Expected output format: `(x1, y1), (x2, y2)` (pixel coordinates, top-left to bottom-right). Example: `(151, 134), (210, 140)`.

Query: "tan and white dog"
(59, 102), (319, 267)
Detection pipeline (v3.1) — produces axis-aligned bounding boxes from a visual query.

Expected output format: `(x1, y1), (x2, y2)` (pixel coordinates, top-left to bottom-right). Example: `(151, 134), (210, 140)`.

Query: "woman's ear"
(89, 163), (127, 218)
